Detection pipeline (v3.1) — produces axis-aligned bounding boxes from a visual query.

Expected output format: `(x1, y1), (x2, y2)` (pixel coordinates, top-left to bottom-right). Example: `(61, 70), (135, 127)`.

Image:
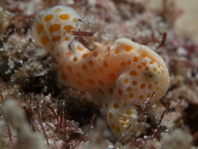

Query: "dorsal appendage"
(33, 6), (170, 137)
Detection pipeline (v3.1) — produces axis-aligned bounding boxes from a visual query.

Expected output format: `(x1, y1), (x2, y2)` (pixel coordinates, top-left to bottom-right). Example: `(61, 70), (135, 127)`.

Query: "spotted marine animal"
(33, 5), (170, 137)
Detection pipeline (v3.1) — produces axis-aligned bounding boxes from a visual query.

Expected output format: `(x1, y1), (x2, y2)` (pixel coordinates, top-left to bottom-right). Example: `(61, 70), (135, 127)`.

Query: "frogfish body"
(33, 6), (170, 137)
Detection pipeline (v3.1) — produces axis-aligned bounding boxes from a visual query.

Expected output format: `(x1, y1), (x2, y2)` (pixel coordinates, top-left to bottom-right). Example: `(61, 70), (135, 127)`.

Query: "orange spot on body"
(52, 36), (61, 42)
(145, 67), (149, 71)
(130, 70), (137, 76)
(109, 113), (113, 119)
(59, 14), (70, 20)
(126, 109), (132, 115)
(133, 56), (139, 62)
(137, 65), (142, 69)
(121, 118), (128, 127)
(36, 24), (43, 34)
(73, 57), (78, 62)
(124, 78), (129, 84)
(40, 36), (49, 46)
(127, 60), (132, 65)
(98, 80), (104, 86)
(108, 72), (116, 81)
(64, 37), (70, 41)
(82, 53), (88, 59)
(140, 84), (146, 89)
(77, 46), (83, 51)
(76, 72), (82, 78)
(147, 93), (151, 98)
(141, 53), (146, 58)
(66, 66), (72, 72)
(49, 24), (60, 32)
(121, 62), (125, 67)
(155, 81), (158, 85)
(124, 46), (132, 52)
(139, 95), (144, 100)
(93, 51), (98, 57)
(150, 60), (154, 64)
(82, 64), (87, 71)
(44, 14), (53, 21)
(126, 87), (131, 92)
(148, 84), (152, 89)
(87, 79), (95, 85)
(89, 60), (94, 66)
(114, 49), (119, 54)
(64, 25), (74, 33)
(113, 103), (119, 109)
(103, 62), (108, 67)
(129, 93), (134, 98)
(132, 80), (137, 86)
(142, 62), (146, 67)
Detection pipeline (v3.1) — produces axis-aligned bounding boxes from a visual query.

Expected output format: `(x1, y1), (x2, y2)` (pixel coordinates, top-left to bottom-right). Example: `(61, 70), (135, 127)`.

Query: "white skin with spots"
(33, 6), (170, 137)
